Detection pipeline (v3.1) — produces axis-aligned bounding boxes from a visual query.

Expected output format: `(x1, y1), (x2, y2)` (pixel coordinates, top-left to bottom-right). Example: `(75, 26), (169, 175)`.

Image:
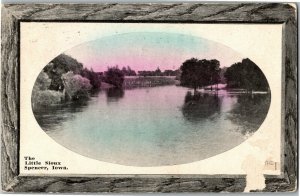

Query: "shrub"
(62, 72), (92, 100)
(32, 90), (63, 108)
(32, 71), (64, 108)
(104, 66), (124, 88)
(80, 68), (101, 89)
(33, 71), (51, 91)
(43, 54), (84, 91)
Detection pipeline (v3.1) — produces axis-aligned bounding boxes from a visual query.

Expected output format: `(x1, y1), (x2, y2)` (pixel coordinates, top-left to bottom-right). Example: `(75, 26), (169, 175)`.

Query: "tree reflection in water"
(33, 99), (89, 132)
(228, 93), (271, 135)
(106, 88), (125, 102)
(182, 91), (221, 122)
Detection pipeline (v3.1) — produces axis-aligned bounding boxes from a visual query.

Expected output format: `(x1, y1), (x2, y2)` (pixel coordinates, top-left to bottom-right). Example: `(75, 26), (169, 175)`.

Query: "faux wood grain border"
(1, 3), (297, 193)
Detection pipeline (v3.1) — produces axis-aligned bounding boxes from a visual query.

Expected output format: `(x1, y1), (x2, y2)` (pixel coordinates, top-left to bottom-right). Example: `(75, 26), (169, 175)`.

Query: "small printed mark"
(264, 160), (280, 171)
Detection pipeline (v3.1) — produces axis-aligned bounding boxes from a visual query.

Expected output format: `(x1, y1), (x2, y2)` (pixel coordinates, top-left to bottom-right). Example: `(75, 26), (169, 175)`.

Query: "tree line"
(179, 57), (269, 93)
(32, 54), (102, 108)
(32, 53), (269, 108)
(32, 53), (183, 108)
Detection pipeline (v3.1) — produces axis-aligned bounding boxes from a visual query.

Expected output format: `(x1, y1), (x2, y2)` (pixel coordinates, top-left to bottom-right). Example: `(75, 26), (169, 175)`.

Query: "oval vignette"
(31, 32), (271, 166)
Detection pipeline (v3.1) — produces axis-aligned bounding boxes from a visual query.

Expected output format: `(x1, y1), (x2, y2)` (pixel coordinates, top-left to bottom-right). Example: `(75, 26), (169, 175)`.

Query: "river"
(33, 85), (270, 166)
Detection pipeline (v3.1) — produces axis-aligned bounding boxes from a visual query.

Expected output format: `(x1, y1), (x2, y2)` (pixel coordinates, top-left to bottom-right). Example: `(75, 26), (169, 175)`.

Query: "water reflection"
(228, 93), (271, 134)
(32, 100), (89, 131)
(181, 90), (271, 135)
(32, 85), (271, 166)
(182, 91), (221, 122)
(106, 88), (125, 102)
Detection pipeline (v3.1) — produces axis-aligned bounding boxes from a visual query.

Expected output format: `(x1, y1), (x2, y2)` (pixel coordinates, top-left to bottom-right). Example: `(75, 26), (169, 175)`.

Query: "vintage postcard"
(20, 22), (282, 182)
(1, 2), (298, 193)
(1, 3), (297, 193)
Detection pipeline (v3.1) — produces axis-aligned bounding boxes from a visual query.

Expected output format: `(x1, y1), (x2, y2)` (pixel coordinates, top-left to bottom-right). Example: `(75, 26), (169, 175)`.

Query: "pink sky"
(65, 32), (244, 72)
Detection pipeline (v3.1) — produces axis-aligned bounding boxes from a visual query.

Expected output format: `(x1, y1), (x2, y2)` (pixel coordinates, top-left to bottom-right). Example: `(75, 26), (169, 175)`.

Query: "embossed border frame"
(1, 3), (297, 193)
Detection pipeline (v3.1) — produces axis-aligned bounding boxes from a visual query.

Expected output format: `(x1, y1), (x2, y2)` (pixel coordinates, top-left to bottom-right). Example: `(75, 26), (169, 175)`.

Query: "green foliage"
(180, 58), (221, 90)
(62, 72), (92, 101)
(80, 68), (101, 89)
(224, 58), (269, 91)
(43, 54), (84, 91)
(104, 66), (124, 88)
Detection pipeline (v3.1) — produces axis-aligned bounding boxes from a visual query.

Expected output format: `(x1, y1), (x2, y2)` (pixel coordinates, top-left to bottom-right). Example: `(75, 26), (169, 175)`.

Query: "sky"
(65, 32), (244, 72)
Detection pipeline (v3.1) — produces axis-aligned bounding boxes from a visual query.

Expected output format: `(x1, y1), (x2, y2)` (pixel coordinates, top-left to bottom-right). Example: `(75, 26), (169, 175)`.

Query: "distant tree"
(163, 69), (177, 76)
(104, 66), (124, 88)
(127, 66), (137, 76)
(180, 58), (221, 93)
(43, 54), (84, 91)
(80, 67), (101, 89)
(62, 72), (92, 100)
(154, 67), (162, 76)
(224, 58), (269, 92)
(121, 66), (137, 76)
(121, 67), (128, 75)
(138, 71), (151, 77)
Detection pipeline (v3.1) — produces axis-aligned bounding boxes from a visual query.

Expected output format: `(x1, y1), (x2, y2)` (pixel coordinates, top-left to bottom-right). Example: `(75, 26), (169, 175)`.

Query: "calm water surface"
(33, 85), (270, 166)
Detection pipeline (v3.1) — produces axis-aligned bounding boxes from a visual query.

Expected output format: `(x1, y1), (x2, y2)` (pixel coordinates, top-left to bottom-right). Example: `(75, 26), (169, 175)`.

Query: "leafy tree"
(121, 66), (136, 76)
(163, 69), (179, 76)
(154, 67), (162, 76)
(80, 67), (101, 89)
(104, 66), (124, 88)
(43, 54), (84, 91)
(180, 58), (221, 92)
(224, 58), (269, 92)
(62, 72), (92, 100)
